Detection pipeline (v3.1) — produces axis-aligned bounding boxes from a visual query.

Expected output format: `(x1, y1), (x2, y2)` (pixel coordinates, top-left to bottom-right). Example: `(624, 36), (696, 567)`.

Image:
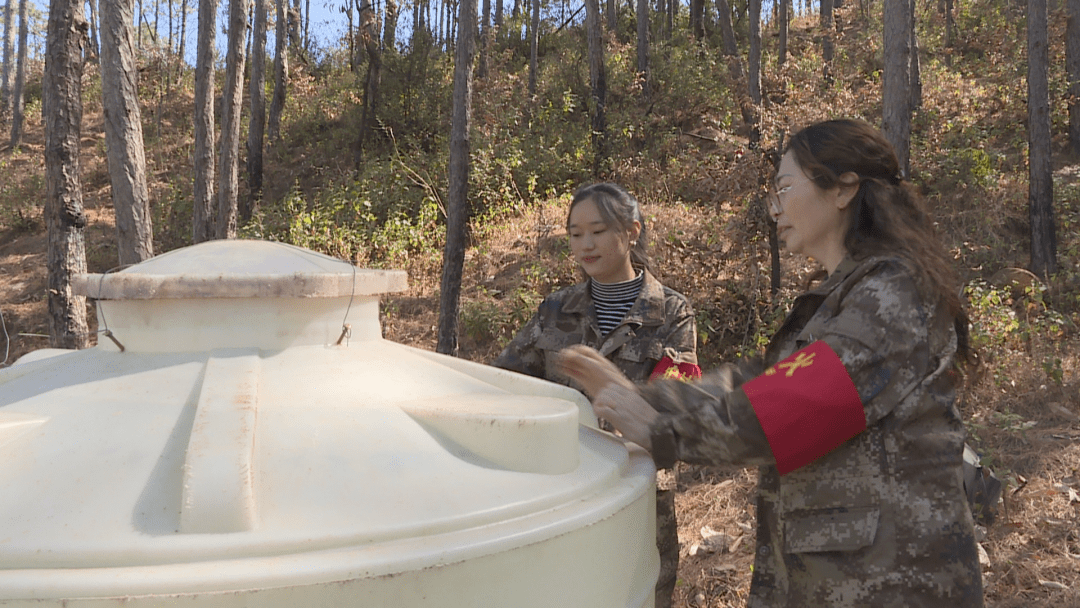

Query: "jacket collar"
(561, 270), (668, 327)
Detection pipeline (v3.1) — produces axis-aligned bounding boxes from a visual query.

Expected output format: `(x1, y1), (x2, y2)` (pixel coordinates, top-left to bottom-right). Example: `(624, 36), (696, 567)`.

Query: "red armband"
(742, 341), (865, 475)
(650, 356), (702, 382)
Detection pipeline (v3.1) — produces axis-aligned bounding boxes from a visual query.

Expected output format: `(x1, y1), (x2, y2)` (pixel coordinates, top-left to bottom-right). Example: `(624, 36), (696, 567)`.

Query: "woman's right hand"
(556, 344), (635, 397)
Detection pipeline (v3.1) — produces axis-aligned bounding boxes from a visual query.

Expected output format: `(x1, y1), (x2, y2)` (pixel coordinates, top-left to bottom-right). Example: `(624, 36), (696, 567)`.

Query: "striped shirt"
(591, 272), (644, 336)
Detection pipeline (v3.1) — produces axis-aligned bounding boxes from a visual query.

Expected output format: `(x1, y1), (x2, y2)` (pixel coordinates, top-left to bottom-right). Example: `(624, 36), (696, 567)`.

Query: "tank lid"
(74, 240), (407, 299)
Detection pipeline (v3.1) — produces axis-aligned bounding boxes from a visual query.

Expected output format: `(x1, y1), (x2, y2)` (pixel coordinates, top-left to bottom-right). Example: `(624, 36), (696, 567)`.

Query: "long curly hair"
(784, 118), (974, 365)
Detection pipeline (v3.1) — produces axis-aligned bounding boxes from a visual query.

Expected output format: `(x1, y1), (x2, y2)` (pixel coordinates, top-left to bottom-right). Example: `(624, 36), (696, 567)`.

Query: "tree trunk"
(748, 0), (760, 145)
(909, 0), (921, 109)
(100, 0), (154, 265)
(303, 0), (309, 50)
(136, 0), (142, 47)
(715, 0), (738, 56)
(88, 0), (100, 58)
(245, 0), (266, 222)
(216, 0), (251, 239)
(494, 0), (502, 41)
(690, 0), (704, 39)
(1, 0), (14, 120)
(384, 0), (398, 50)
(883, 0), (911, 177)
(778, 0), (787, 65)
(43, 0), (90, 350)
(267, 0), (288, 140)
(478, 0), (490, 77)
(584, 0), (607, 173)
(437, 0), (476, 356)
(636, 0), (648, 97)
(528, 0), (538, 95)
(1068, 0), (1080, 154)
(1029, 0), (1056, 277)
(177, 0), (187, 78)
(192, 0), (216, 242)
(8, 0), (28, 147)
(945, 0), (953, 50)
(355, 3), (381, 165)
(607, 0), (615, 32)
(821, 0), (833, 81)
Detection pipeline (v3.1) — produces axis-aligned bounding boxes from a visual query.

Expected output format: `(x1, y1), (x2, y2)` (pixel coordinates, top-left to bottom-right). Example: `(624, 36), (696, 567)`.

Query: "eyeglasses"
(766, 184), (792, 215)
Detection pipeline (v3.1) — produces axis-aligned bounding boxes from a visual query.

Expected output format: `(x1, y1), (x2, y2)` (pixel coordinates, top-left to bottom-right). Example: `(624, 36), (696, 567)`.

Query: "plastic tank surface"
(0, 241), (658, 607)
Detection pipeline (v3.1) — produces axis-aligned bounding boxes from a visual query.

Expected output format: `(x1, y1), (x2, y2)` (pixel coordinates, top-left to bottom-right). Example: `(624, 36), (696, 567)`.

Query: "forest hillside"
(1, 0), (1080, 606)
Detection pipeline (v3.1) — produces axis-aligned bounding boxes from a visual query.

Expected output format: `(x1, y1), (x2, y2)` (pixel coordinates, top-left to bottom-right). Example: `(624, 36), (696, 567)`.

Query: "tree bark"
(636, 0), (648, 97)
(8, 0), (27, 147)
(528, 0), (538, 95)
(88, 0), (100, 58)
(1029, 0), (1056, 277)
(748, 0), (760, 145)
(43, 0), (90, 350)
(715, 0), (738, 56)
(267, 0), (288, 140)
(355, 2), (381, 165)
(585, 0), (607, 173)
(909, 0), (921, 109)
(245, 0), (267, 221)
(1068, 0), (1080, 154)
(437, 0), (476, 356)
(177, 0), (187, 78)
(216, 0), (251, 239)
(883, 0), (911, 177)
(100, 0), (154, 265)
(384, 0), (398, 50)
(821, 0), (833, 82)
(690, 0), (704, 39)
(778, 0), (787, 65)
(192, 0), (216, 242)
(945, 0), (954, 50)
(1, 0), (14, 120)
(478, 0), (490, 77)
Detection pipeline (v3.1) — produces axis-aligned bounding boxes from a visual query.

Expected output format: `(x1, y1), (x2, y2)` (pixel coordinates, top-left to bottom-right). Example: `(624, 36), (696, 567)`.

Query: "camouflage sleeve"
(656, 293), (698, 366)
(492, 308), (548, 379)
(642, 361), (775, 470)
(815, 261), (933, 427)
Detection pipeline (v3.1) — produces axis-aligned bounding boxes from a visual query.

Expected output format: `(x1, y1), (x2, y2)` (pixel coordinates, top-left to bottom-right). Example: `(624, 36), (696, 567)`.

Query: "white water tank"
(0, 240), (658, 607)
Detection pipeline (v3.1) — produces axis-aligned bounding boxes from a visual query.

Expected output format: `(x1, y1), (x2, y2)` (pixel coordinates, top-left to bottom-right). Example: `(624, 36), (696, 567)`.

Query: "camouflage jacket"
(643, 256), (983, 608)
(493, 270), (698, 387)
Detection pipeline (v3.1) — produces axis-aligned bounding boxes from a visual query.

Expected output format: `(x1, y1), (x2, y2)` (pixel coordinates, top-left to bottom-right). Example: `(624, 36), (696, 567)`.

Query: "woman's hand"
(557, 345), (661, 452)
(556, 344), (635, 397)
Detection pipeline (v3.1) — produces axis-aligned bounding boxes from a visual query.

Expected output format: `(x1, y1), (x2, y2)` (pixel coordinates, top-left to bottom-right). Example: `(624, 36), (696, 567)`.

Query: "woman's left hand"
(557, 345), (661, 452)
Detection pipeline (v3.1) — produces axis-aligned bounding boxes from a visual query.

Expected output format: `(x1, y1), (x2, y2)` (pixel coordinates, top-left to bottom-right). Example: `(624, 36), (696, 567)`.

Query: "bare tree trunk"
(1068, 0), (1080, 154)
(883, 0), (911, 177)
(494, 0), (502, 42)
(245, 0), (266, 222)
(303, 0), (309, 50)
(637, 0), (648, 97)
(821, 0), (833, 82)
(177, 0), (187, 76)
(355, 3), (381, 165)
(690, 0), (704, 39)
(267, 0), (288, 140)
(384, 0), (398, 49)
(43, 0), (90, 350)
(778, 0), (788, 65)
(192, 0), (216, 242)
(715, 0), (738, 56)
(100, 0), (154, 264)
(1029, 0), (1056, 277)
(137, 0), (142, 47)
(584, 0), (607, 173)
(88, 0), (100, 58)
(528, 0), (538, 95)
(216, 0), (251, 239)
(748, 0), (760, 145)
(437, 0), (476, 356)
(945, 0), (953, 50)
(1, 0), (14, 120)
(8, 0), (27, 147)
(478, 0), (490, 77)
(607, 0), (615, 31)
(908, 0), (921, 110)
